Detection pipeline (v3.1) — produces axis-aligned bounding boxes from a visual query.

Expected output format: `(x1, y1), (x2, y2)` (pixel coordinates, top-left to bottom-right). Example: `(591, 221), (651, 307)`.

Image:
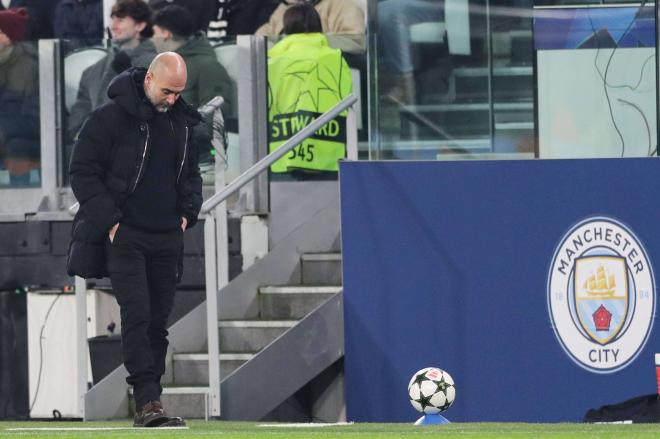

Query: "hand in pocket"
(109, 223), (120, 243)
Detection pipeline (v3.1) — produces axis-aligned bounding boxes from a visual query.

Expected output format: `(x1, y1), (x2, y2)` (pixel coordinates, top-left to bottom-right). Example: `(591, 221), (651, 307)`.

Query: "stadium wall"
(340, 159), (660, 422)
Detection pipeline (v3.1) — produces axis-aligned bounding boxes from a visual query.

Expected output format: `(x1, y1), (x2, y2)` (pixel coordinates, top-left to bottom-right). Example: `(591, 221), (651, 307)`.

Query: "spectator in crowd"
(1, 0), (61, 40)
(67, 0), (156, 141)
(257, 0), (366, 54)
(152, 4), (234, 163)
(377, 0), (444, 105)
(206, 0), (279, 44)
(152, 4), (233, 115)
(54, 0), (103, 47)
(154, 5), (236, 165)
(0, 7), (39, 156)
(149, 0), (216, 34)
(267, 3), (351, 175)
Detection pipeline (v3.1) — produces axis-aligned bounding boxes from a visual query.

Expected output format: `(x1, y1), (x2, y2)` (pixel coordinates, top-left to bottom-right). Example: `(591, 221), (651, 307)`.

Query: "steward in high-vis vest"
(267, 32), (352, 173)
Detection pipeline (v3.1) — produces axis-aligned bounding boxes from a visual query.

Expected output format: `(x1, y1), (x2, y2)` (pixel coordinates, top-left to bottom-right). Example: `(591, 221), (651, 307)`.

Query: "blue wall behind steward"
(339, 159), (660, 422)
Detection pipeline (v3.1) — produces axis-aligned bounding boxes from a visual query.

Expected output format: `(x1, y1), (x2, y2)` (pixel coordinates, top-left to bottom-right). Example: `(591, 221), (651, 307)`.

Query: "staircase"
(83, 182), (344, 422)
(134, 253), (343, 419)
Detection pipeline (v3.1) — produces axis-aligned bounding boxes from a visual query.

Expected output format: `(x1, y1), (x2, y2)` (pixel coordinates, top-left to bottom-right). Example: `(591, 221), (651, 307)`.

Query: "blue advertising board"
(339, 159), (660, 422)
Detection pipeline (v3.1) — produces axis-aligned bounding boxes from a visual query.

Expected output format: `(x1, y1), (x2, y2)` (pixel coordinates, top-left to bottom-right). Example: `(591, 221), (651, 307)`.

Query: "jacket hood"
(107, 67), (202, 124)
(107, 67), (154, 121)
(268, 33), (328, 57)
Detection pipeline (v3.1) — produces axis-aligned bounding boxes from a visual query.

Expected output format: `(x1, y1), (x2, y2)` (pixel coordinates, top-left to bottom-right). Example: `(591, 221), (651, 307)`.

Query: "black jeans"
(106, 223), (182, 409)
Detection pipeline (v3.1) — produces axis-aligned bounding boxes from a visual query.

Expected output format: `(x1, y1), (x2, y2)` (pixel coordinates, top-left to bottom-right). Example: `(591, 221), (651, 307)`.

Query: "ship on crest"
(583, 265), (616, 297)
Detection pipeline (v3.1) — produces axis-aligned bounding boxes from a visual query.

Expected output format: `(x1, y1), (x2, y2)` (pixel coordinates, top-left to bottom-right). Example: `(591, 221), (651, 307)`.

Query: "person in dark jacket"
(68, 52), (202, 428)
(53, 0), (103, 47)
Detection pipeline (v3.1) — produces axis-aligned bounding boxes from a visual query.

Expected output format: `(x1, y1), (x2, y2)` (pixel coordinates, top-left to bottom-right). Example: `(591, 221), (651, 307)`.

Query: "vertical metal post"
(347, 108), (358, 161)
(204, 392), (210, 422)
(485, 0), (494, 152)
(214, 205), (229, 313)
(202, 101), (235, 418)
(74, 276), (88, 418)
(215, 131), (229, 289)
(204, 214), (221, 417)
(38, 39), (62, 210)
(103, 0), (113, 36)
(237, 35), (269, 214)
(346, 68), (361, 161)
(366, 2), (381, 160)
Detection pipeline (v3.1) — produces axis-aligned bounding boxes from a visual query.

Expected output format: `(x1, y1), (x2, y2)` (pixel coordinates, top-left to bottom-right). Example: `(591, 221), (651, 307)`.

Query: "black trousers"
(106, 224), (182, 409)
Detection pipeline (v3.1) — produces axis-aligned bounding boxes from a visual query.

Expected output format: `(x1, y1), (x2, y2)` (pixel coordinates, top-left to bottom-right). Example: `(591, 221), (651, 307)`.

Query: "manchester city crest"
(548, 217), (655, 373)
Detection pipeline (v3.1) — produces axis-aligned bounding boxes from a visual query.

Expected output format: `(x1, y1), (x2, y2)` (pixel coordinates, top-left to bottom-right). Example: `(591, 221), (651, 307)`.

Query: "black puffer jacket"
(67, 67), (203, 279)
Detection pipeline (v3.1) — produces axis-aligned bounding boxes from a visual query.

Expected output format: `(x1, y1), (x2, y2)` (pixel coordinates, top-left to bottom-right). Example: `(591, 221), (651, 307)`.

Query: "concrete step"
(135, 294), (344, 420)
(129, 386), (209, 419)
(219, 320), (297, 352)
(172, 352), (255, 386)
(259, 286), (341, 319)
(167, 289), (206, 326)
(301, 253), (342, 286)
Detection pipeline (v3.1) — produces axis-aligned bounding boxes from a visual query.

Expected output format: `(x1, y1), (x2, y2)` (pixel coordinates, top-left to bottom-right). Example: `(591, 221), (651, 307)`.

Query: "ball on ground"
(408, 367), (456, 414)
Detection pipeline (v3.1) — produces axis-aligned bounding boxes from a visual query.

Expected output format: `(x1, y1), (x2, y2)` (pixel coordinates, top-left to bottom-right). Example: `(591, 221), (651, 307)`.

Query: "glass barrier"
(0, 39), (41, 188)
(371, 0), (657, 160)
(5, 4), (654, 201)
(535, 3), (657, 158)
(372, 0), (494, 160)
(61, 36), (239, 186)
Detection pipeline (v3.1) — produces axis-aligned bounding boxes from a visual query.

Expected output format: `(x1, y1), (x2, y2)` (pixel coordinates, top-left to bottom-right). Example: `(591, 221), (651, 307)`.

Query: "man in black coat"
(68, 52), (202, 427)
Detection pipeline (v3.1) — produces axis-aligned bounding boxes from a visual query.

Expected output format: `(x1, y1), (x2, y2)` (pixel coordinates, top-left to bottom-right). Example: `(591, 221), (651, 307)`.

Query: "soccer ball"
(408, 367), (456, 414)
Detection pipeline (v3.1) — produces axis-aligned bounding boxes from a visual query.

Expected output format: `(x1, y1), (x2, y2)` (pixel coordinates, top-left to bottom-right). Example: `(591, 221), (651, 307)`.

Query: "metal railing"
(201, 95), (358, 214)
(202, 94), (357, 417)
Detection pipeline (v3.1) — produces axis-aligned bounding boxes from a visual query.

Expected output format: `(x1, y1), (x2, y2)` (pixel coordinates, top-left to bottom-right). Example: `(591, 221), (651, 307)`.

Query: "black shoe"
(133, 401), (170, 427)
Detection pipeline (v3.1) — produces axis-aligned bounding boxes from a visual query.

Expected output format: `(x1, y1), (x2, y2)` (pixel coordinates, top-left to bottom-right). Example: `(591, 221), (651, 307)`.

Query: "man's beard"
(145, 87), (171, 112)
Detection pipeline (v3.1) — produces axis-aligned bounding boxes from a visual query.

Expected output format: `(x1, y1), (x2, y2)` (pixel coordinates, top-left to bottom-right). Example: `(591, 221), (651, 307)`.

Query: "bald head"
(144, 52), (187, 112)
(148, 52), (187, 79)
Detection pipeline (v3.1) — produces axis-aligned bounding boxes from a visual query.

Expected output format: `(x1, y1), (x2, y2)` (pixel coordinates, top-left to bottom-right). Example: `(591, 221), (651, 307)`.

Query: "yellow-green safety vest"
(267, 33), (353, 173)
